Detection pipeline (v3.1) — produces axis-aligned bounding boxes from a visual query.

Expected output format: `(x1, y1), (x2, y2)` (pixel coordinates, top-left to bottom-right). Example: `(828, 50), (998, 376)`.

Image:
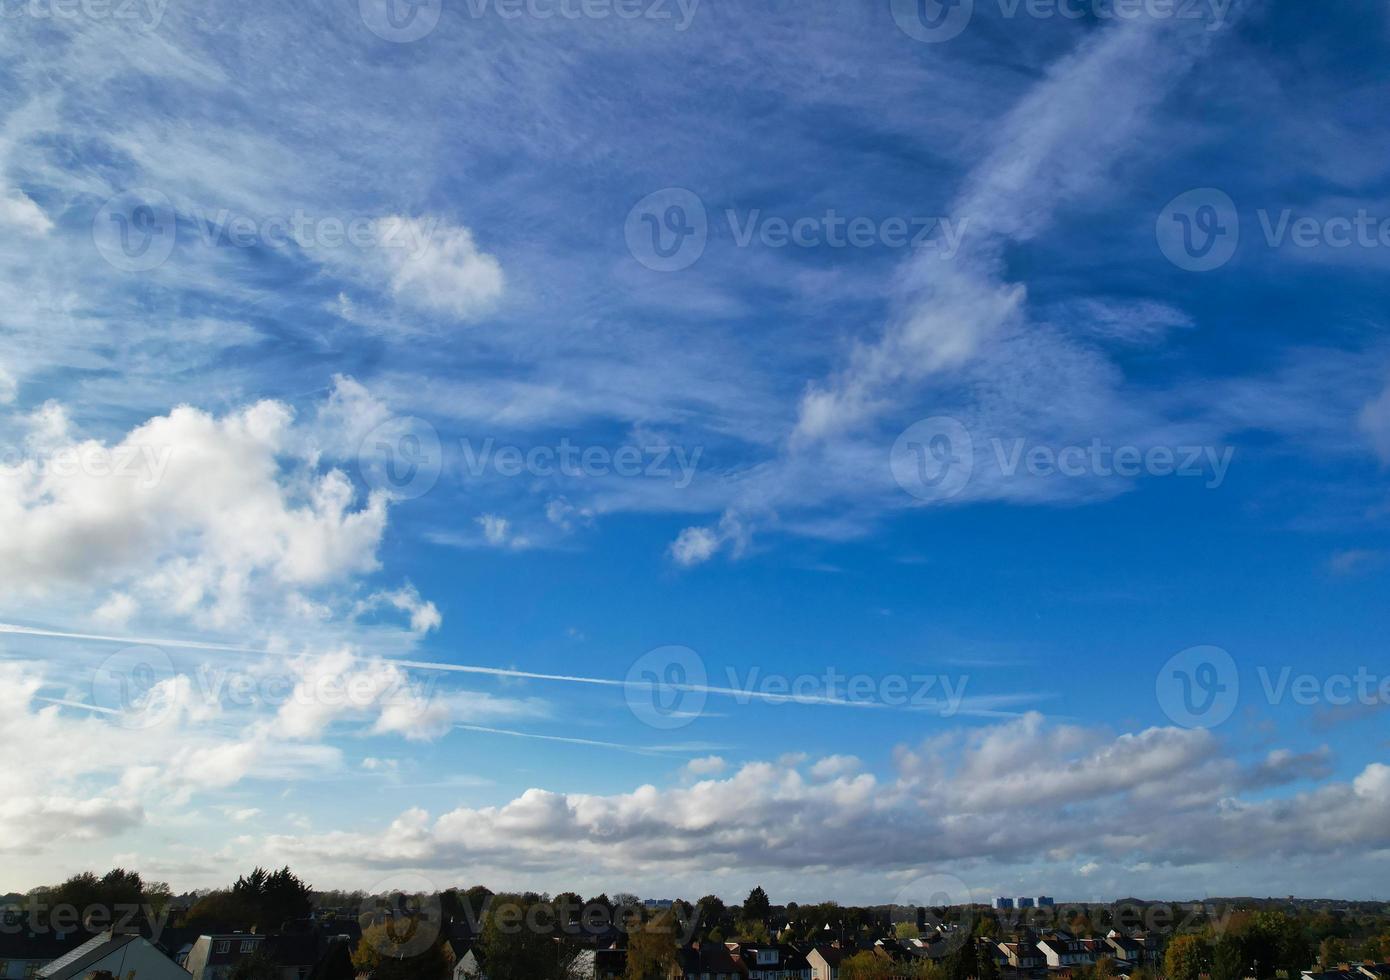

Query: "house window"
(215, 940), (231, 953)
(240, 941), (257, 953)
(0, 960), (8, 977)
(24, 965), (40, 979)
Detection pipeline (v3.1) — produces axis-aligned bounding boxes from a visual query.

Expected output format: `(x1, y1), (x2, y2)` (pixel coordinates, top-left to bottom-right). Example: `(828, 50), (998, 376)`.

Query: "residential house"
(1036, 938), (1095, 969)
(998, 941), (1046, 971)
(732, 943), (812, 980)
(184, 934), (268, 980)
(36, 931), (188, 980)
(0, 923), (93, 980)
(670, 943), (742, 980)
(451, 943), (485, 980)
(806, 945), (848, 980)
(1104, 935), (1145, 966)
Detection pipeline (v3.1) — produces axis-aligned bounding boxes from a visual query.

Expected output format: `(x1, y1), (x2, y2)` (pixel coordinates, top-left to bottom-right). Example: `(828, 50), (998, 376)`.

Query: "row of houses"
(997, 930), (1162, 973)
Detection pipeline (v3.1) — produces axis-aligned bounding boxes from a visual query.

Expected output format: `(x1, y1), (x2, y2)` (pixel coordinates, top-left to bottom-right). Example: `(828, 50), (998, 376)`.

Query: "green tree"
(1320, 938), (1348, 969)
(228, 952), (279, 980)
(480, 895), (561, 980)
(1165, 935), (1210, 980)
(743, 886), (772, 924)
(1212, 932), (1247, 980)
(626, 910), (680, 980)
(695, 895), (727, 939)
(840, 952), (894, 980)
(978, 944), (1001, 980)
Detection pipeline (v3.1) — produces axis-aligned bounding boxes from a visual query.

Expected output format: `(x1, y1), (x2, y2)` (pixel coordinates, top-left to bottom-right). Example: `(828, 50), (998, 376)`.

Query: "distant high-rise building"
(1037, 896), (1054, 907)
(1017, 897), (1035, 909)
(994, 898), (1015, 910)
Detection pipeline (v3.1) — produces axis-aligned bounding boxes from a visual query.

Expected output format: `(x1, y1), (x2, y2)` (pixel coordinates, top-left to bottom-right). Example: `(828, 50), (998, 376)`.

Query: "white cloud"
(685, 755), (727, 777)
(0, 189), (52, 236)
(669, 512), (749, 567)
(358, 583), (442, 635)
(241, 713), (1390, 884)
(474, 513), (531, 550)
(0, 390), (394, 629)
(373, 216), (504, 320)
(92, 592), (139, 627)
(809, 754), (862, 780)
(1360, 380), (1390, 464)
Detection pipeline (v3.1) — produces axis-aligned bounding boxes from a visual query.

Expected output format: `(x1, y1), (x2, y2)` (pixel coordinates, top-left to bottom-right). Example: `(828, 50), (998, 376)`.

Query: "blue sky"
(1, 0), (1389, 904)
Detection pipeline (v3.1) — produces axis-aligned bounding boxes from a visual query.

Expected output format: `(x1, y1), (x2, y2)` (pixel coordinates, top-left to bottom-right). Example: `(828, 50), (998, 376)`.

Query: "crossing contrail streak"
(0, 620), (883, 710)
(0, 620), (1042, 715)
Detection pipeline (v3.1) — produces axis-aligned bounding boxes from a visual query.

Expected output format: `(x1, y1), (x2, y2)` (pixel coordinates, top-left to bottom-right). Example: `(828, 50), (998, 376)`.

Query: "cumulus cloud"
(373, 216), (504, 320)
(357, 583), (442, 634)
(685, 755), (727, 777)
(234, 713), (1390, 885)
(0, 388), (394, 628)
(669, 512), (749, 567)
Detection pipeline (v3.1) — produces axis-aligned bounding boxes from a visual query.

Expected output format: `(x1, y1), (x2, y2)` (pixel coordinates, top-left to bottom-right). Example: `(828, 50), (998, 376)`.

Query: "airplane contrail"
(0, 620), (1041, 715)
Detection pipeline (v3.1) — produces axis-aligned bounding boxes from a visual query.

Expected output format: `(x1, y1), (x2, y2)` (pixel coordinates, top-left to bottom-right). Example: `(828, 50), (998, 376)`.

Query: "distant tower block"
(994, 898), (1015, 910)
(1017, 898), (1035, 909)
